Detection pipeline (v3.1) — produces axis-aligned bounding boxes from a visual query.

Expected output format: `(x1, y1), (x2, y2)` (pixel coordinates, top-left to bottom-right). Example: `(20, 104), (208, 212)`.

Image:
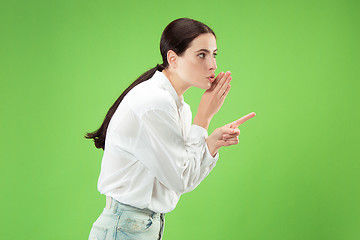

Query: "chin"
(197, 83), (211, 90)
(194, 79), (212, 89)
(205, 81), (212, 89)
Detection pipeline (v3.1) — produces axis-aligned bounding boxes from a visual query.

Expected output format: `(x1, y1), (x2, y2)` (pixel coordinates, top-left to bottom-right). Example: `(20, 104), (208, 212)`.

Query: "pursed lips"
(207, 75), (215, 82)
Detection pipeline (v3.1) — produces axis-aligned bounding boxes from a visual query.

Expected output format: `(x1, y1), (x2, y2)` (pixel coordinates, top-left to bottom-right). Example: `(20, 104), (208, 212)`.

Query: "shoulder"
(123, 80), (177, 116)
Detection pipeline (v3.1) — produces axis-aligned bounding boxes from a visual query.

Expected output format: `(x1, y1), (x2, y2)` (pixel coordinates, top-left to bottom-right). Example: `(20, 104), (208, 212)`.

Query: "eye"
(198, 53), (217, 59)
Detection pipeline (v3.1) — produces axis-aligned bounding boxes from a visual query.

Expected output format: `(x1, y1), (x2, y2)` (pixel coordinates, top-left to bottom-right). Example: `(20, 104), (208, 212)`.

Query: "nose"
(209, 56), (217, 71)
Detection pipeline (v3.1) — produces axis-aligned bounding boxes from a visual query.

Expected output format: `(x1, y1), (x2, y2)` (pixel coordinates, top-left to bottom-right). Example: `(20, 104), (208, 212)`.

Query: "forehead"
(187, 33), (217, 51)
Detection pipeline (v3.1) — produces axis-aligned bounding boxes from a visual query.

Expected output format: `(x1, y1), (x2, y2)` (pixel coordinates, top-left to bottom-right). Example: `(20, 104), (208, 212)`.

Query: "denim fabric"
(89, 198), (165, 240)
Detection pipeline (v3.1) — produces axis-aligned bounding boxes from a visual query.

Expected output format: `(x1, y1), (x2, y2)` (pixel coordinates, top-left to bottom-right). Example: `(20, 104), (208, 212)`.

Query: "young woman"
(86, 17), (256, 240)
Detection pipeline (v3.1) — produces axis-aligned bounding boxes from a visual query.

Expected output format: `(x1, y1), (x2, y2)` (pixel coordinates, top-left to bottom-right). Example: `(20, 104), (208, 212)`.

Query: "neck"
(162, 69), (190, 97)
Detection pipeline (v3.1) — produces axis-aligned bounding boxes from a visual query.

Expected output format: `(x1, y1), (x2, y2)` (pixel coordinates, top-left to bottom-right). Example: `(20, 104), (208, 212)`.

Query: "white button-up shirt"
(97, 70), (219, 213)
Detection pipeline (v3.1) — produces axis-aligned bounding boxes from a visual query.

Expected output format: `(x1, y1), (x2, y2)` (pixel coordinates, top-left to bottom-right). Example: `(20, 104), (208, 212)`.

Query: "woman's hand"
(193, 71), (232, 130)
(206, 112), (256, 157)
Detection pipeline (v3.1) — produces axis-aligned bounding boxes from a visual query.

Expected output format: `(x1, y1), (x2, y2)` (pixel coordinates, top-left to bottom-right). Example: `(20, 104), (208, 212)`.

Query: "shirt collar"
(153, 70), (184, 110)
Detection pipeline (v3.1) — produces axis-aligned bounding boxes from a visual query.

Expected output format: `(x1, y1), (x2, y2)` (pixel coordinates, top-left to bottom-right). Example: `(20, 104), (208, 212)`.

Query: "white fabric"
(97, 70), (219, 213)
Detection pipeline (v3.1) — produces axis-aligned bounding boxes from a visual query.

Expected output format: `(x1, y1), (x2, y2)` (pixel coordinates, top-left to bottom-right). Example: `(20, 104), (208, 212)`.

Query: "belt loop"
(106, 196), (112, 209)
(158, 213), (165, 240)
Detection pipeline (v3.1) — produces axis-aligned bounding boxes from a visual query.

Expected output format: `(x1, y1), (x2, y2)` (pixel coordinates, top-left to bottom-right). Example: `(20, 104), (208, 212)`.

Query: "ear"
(167, 50), (178, 68)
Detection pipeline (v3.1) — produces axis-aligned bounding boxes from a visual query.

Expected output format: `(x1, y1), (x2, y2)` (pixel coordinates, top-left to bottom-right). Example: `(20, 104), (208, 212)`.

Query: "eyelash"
(199, 53), (217, 59)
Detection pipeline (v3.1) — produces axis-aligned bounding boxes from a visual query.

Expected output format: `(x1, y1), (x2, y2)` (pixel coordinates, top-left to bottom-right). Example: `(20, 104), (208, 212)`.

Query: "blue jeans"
(88, 196), (165, 240)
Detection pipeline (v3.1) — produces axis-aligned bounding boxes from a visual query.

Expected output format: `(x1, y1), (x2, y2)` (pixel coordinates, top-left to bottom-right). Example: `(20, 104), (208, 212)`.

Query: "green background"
(1, 0), (359, 239)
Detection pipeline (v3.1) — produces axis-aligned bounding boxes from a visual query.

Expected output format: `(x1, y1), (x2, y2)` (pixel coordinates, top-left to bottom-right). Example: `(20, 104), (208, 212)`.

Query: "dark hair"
(85, 17), (216, 150)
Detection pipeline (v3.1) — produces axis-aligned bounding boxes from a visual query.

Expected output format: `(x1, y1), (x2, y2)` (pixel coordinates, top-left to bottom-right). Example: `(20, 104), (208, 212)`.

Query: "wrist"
(206, 135), (219, 157)
(193, 113), (211, 130)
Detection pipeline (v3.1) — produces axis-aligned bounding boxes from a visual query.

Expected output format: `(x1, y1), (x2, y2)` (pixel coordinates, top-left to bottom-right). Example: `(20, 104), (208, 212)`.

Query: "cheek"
(182, 59), (199, 77)
(186, 58), (199, 70)
(181, 58), (208, 87)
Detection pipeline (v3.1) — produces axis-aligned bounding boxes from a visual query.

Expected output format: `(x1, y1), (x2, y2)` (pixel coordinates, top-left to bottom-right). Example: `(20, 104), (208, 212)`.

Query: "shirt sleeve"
(134, 108), (219, 194)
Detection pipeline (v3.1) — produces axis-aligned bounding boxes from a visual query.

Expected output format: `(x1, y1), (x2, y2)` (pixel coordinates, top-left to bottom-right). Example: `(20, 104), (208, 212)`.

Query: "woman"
(86, 17), (256, 240)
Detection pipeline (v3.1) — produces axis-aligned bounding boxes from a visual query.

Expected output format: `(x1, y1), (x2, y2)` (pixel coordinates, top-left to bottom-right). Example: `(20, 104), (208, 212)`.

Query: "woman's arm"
(193, 71), (256, 157)
(193, 71), (232, 130)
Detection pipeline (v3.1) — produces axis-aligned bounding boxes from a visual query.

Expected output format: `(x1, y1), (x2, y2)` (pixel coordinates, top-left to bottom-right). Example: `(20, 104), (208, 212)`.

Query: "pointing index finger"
(230, 112), (256, 128)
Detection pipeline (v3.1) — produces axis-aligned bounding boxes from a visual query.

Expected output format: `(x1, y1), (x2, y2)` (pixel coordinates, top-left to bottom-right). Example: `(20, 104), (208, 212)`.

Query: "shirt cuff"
(205, 142), (219, 161)
(191, 124), (208, 138)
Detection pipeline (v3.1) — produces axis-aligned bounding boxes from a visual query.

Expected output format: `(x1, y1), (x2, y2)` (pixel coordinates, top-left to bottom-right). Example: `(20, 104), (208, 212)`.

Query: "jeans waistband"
(105, 196), (162, 218)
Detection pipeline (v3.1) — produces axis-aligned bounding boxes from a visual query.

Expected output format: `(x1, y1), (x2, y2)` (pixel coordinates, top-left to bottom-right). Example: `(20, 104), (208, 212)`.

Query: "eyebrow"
(195, 48), (218, 53)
